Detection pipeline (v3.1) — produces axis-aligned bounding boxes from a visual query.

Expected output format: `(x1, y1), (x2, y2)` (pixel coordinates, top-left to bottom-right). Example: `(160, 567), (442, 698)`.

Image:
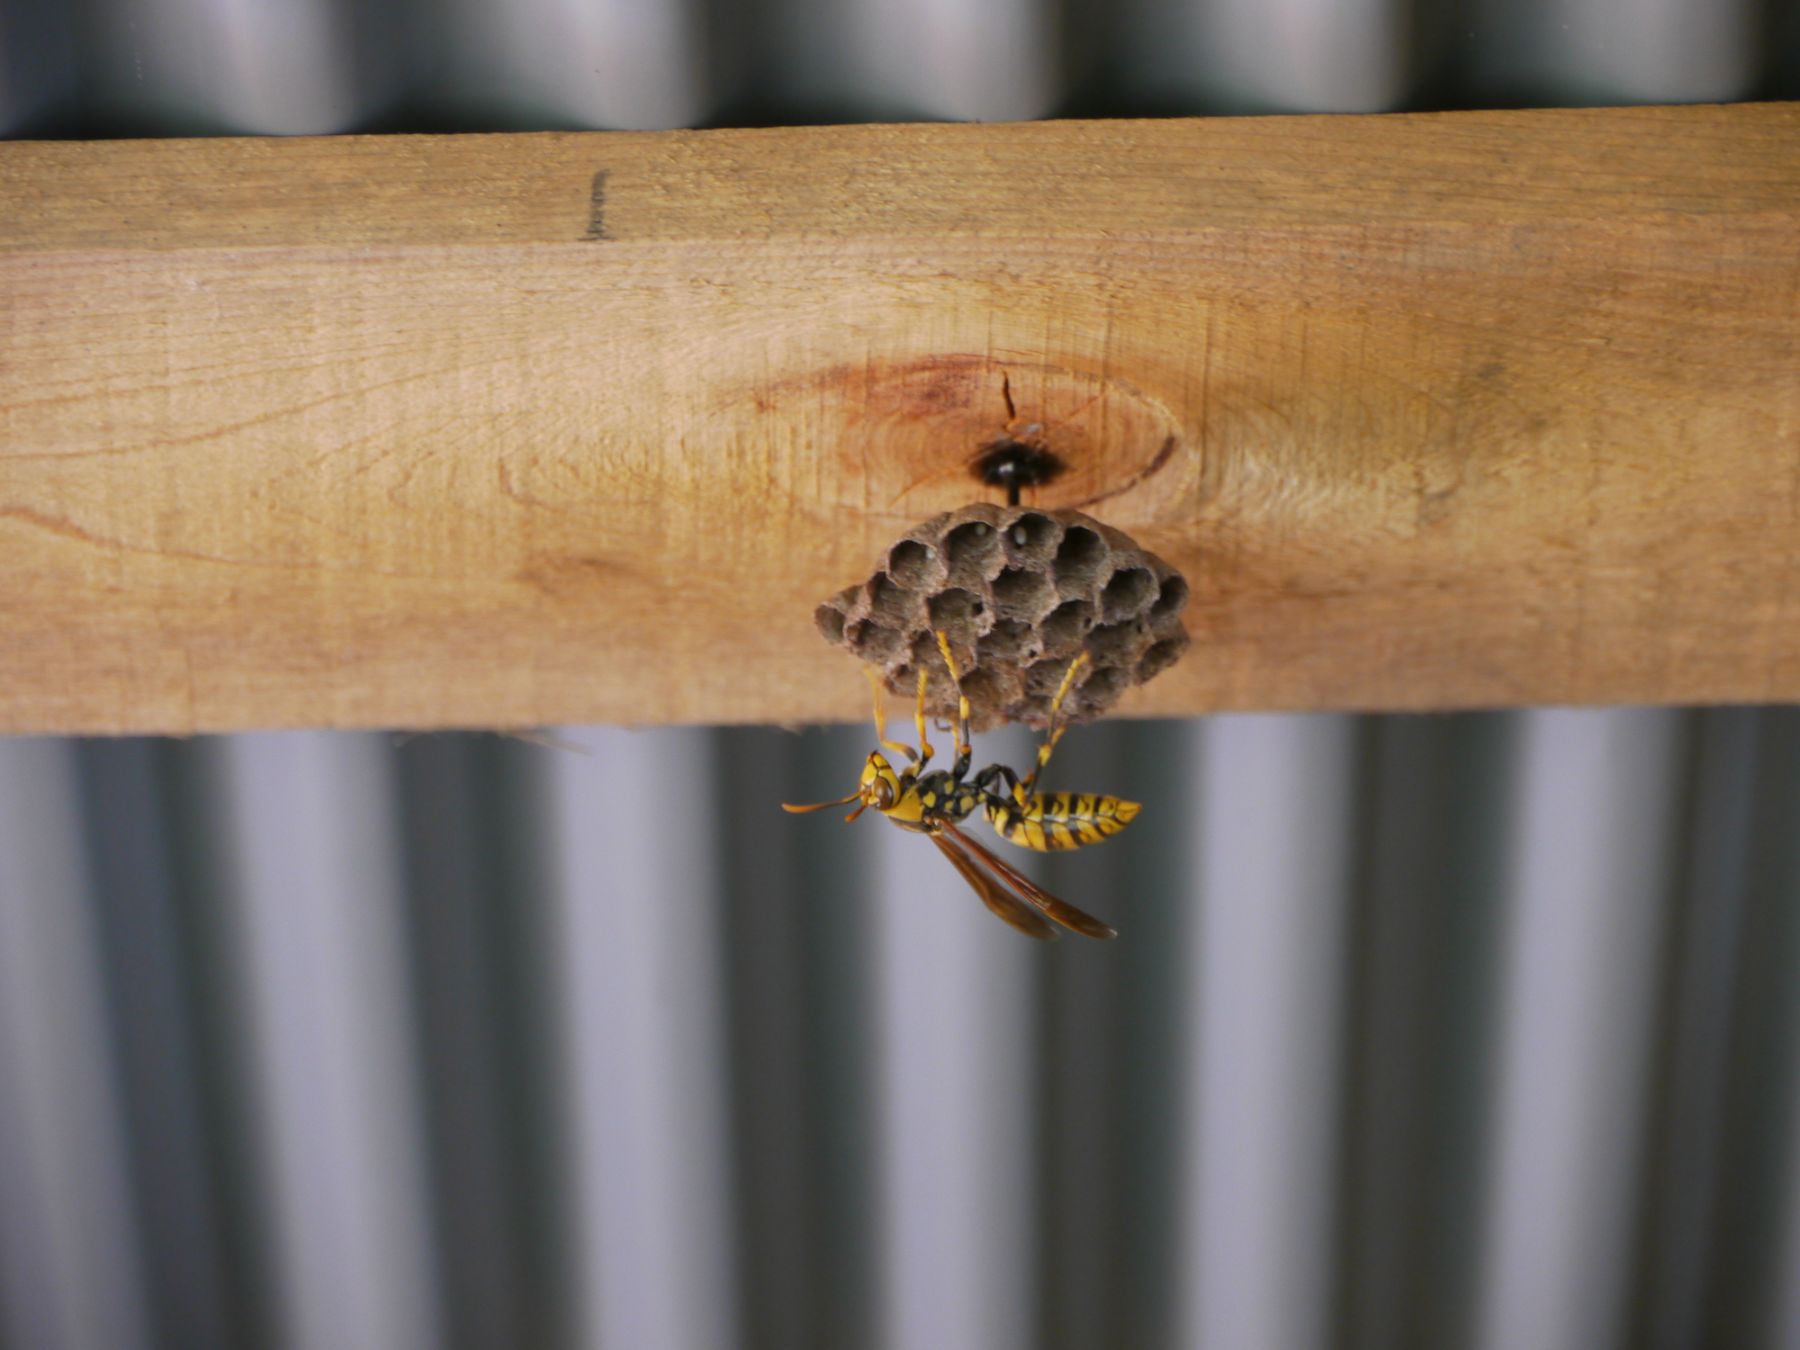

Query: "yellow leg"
(866, 667), (918, 762)
(914, 667), (935, 767)
(1022, 651), (1088, 793)
(933, 631), (973, 767)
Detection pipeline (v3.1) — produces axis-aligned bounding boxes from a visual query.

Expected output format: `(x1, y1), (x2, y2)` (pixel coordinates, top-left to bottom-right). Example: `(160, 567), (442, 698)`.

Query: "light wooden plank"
(2, 105), (1798, 734)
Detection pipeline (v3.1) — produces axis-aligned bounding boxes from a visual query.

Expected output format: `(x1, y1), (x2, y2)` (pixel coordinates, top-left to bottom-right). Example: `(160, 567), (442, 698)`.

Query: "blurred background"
(4, 2), (1800, 1348)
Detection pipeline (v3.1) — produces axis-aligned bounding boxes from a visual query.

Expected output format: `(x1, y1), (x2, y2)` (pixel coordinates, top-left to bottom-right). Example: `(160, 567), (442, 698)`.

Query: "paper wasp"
(784, 632), (1137, 940)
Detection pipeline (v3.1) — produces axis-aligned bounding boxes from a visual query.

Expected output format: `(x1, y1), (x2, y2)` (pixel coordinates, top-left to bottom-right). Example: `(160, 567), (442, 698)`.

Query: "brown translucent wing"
(927, 831), (1059, 940)
(942, 824), (1119, 940)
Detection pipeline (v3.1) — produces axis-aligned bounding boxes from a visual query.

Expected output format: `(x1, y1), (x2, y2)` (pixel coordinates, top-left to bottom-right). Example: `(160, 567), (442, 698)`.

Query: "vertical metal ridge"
(1178, 713), (1362, 1350)
(1029, 716), (1194, 1348)
(1079, 0), (1415, 114)
(206, 732), (443, 1350)
(538, 725), (738, 1350)
(1108, 719), (1203, 1349)
(1030, 721), (1134, 1350)
(1472, 709), (1688, 1350)
(716, 723), (877, 1350)
(0, 0), (78, 135)
(155, 736), (282, 1350)
(72, 740), (236, 1350)
(80, 0), (374, 133)
(715, 726), (820, 1350)
(706, 0), (1056, 124)
(409, 0), (707, 130)
(1622, 708), (1757, 1350)
(872, 726), (1040, 1350)
(392, 733), (566, 1350)
(1333, 713), (1514, 1350)
(786, 723), (882, 1350)
(1693, 709), (1800, 1347)
(0, 738), (150, 1350)
(1463, 0), (1759, 104)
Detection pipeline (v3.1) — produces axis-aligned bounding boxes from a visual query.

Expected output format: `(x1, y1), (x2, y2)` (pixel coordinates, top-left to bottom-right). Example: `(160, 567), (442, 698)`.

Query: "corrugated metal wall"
(4, 5), (1800, 1348)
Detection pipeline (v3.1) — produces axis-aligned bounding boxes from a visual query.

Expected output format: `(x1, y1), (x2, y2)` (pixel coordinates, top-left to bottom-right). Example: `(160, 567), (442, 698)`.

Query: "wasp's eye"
(872, 779), (895, 809)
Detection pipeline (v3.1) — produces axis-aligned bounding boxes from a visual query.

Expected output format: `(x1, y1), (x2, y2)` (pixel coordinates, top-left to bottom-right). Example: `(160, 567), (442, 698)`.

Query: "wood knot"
(714, 353), (1188, 524)
(972, 439), (1065, 505)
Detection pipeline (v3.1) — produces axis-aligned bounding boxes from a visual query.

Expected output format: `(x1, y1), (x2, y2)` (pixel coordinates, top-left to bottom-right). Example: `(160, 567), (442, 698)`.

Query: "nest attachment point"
(815, 504), (1190, 731)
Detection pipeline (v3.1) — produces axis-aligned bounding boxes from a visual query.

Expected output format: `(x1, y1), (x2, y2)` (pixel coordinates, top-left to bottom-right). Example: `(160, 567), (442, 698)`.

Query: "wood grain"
(2, 104), (1798, 734)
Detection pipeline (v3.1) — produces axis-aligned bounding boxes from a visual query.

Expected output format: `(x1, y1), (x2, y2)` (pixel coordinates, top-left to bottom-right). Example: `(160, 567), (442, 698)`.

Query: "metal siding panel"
(1091, 0), (1411, 112)
(1179, 713), (1361, 1350)
(1473, 709), (1686, 1350)
(1695, 710), (1800, 1347)
(1466, 0), (1758, 101)
(851, 0), (1058, 121)
(416, 0), (706, 129)
(1335, 714), (1514, 1350)
(873, 727), (1041, 1350)
(392, 734), (566, 1350)
(0, 0), (78, 133)
(79, 0), (373, 132)
(717, 723), (877, 1350)
(0, 740), (150, 1350)
(1029, 721), (1133, 1350)
(209, 732), (442, 1350)
(1625, 708), (1757, 1350)
(73, 740), (237, 1349)
(539, 725), (739, 1350)
(1028, 717), (1194, 1349)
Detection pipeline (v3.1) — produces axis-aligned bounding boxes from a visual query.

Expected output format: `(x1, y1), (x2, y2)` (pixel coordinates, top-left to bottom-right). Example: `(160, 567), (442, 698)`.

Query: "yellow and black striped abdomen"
(987, 792), (1141, 852)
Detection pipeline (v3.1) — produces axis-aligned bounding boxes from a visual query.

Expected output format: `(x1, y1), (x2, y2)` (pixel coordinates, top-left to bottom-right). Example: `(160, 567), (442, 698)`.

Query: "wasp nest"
(815, 504), (1190, 731)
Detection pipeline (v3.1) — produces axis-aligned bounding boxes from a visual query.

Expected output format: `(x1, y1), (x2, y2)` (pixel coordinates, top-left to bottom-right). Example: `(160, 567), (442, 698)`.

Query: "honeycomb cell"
(866, 572), (919, 628)
(1087, 619), (1142, 665)
(1099, 567), (1156, 623)
(991, 568), (1059, 625)
(1052, 526), (1110, 598)
(815, 603), (847, 645)
(1001, 511), (1062, 568)
(978, 618), (1039, 667)
(1138, 635), (1190, 682)
(886, 538), (944, 591)
(927, 587), (986, 630)
(1040, 599), (1096, 657)
(1151, 573), (1190, 622)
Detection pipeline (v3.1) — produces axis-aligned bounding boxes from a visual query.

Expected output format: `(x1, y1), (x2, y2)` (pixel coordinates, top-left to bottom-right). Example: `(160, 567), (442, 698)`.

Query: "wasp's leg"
(914, 666), (935, 768)
(865, 667), (919, 763)
(1022, 650), (1090, 794)
(933, 631), (974, 781)
(974, 763), (1023, 821)
(975, 763), (1019, 796)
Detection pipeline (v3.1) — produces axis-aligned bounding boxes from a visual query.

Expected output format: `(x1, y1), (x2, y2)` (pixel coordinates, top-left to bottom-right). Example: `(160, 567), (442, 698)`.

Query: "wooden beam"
(3, 104), (1798, 735)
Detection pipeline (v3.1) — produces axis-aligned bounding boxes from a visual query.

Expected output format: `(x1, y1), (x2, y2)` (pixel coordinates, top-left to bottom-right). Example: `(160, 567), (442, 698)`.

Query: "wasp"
(784, 632), (1137, 940)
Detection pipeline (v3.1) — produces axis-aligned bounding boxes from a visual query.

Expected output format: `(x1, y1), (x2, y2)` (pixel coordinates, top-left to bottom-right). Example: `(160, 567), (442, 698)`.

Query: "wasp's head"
(854, 752), (904, 819)
(782, 750), (907, 823)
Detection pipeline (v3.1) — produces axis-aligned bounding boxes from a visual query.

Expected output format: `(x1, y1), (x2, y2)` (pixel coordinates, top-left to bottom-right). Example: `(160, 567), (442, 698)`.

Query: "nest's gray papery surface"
(815, 504), (1190, 730)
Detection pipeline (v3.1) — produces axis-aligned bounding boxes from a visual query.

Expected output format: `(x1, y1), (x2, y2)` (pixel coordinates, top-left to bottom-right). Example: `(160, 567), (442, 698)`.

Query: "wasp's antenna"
(781, 792), (860, 814)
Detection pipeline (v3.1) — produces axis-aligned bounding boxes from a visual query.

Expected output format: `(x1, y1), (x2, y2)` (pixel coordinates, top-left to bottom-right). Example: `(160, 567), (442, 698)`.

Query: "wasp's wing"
(942, 824), (1118, 940)
(928, 831), (1059, 940)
